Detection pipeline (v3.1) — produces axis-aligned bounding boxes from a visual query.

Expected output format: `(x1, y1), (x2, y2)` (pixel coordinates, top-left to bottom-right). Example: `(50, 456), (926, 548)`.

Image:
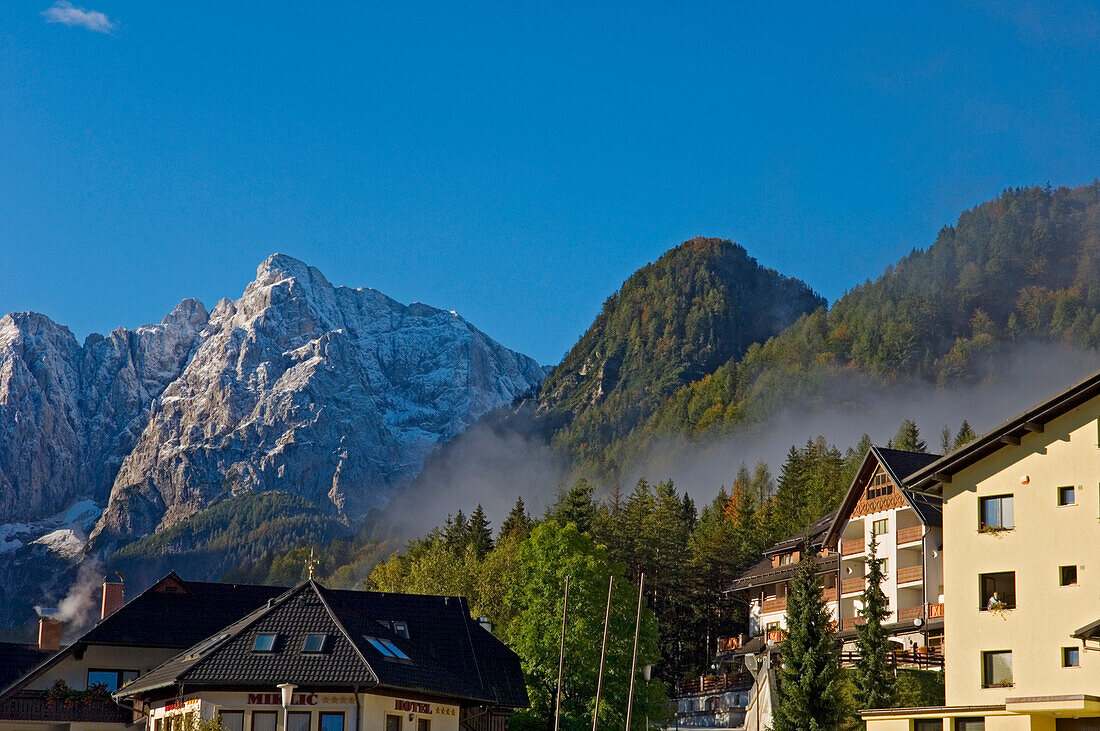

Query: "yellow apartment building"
(864, 371), (1100, 731)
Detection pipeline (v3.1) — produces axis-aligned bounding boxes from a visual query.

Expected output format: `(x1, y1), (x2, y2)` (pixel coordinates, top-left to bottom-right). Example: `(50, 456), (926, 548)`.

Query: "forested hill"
(536, 237), (825, 469)
(639, 183), (1100, 442)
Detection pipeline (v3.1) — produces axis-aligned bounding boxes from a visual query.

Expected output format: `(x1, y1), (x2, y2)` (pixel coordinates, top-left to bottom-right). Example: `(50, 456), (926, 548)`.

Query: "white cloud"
(41, 1), (116, 34)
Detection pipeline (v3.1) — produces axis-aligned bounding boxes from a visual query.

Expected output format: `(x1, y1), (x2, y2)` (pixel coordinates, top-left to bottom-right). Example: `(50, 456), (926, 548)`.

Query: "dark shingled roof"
(0, 644), (53, 692)
(727, 511), (839, 592)
(118, 581), (528, 709)
(79, 573), (287, 649)
(762, 511), (837, 557)
(874, 448), (942, 484)
(724, 551), (840, 593)
(0, 573), (286, 699)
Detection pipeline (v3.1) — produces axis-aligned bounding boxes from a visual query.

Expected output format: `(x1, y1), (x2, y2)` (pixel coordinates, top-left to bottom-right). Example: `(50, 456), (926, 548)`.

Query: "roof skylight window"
(364, 636), (410, 660)
(302, 634), (327, 653)
(380, 639), (409, 659)
(188, 632), (230, 659)
(253, 633), (279, 652)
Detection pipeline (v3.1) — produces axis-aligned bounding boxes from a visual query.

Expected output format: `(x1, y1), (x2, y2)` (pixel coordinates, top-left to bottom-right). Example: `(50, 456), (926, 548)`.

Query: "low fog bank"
(372, 406), (569, 541)
(373, 343), (1098, 542)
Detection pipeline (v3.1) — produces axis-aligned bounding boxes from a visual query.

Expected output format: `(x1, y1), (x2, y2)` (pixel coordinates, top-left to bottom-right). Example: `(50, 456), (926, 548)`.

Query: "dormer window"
(866, 466), (893, 500)
(302, 634), (328, 653)
(392, 621), (409, 639)
(252, 633), (278, 652)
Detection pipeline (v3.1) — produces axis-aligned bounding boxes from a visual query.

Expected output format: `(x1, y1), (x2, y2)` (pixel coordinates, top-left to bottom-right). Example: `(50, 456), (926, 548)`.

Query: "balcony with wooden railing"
(840, 538), (864, 557)
(0, 691), (131, 724)
(841, 616), (867, 631)
(896, 525), (924, 545)
(673, 672), (752, 698)
(841, 577), (865, 595)
(897, 604), (924, 623)
(762, 596), (787, 614)
(822, 586), (837, 603)
(716, 636), (741, 652)
(839, 649), (943, 671)
(896, 565), (923, 585)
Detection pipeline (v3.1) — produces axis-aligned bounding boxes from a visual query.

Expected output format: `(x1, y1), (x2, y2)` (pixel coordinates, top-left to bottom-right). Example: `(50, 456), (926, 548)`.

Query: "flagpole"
(554, 575), (571, 731)
(624, 573), (645, 731)
(592, 576), (614, 731)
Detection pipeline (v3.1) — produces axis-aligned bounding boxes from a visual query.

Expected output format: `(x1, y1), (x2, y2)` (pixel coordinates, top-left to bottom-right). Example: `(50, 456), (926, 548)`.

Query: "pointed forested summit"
(536, 237), (825, 470)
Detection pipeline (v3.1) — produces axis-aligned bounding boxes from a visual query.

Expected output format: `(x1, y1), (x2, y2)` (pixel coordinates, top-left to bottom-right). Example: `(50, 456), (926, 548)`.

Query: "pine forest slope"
(536, 237), (825, 472)
(640, 183), (1100, 444)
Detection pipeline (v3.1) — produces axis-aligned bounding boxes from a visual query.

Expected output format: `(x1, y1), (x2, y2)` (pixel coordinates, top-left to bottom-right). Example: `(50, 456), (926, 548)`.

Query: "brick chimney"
(101, 573), (124, 620)
(36, 609), (62, 652)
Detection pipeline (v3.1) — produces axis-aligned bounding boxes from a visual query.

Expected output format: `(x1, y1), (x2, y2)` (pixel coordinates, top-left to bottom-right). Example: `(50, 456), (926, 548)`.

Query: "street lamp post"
(642, 666), (652, 731)
(278, 684), (297, 731)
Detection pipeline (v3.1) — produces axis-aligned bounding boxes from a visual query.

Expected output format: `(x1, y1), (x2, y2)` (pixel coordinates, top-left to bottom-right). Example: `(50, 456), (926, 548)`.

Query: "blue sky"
(2, 2), (1099, 364)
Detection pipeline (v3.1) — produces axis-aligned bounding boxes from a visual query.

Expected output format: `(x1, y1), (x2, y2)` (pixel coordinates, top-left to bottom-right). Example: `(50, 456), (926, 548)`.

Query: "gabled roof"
(117, 581), (528, 708)
(906, 367), (1100, 494)
(822, 446), (942, 549)
(762, 511), (836, 557)
(0, 644), (52, 692)
(725, 512), (839, 593)
(0, 572), (286, 699)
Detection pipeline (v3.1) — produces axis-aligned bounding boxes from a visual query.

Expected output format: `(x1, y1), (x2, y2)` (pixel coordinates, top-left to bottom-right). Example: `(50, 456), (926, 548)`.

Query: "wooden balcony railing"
(673, 672), (752, 697)
(928, 602), (945, 619)
(897, 604), (924, 623)
(0, 691), (131, 724)
(841, 577), (865, 595)
(841, 539), (864, 557)
(766, 629), (786, 644)
(840, 650), (944, 671)
(896, 525), (924, 545)
(762, 596), (787, 614)
(897, 565), (923, 584)
(842, 616), (867, 631)
(716, 636), (741, 652)
(822, 586), (838, 603)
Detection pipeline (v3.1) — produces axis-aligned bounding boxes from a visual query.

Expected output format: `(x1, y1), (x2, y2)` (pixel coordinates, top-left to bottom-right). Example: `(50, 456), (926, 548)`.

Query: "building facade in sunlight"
(864, 371), (1100, 730)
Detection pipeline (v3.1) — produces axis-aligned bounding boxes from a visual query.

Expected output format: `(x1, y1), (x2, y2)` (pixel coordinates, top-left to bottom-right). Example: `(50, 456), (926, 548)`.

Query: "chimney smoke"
(35, 607), (62, 652)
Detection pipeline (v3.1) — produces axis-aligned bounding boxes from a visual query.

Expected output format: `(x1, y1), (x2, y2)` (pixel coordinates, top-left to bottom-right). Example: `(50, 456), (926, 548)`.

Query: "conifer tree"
(499, 497), (533, 542)
(469, 504), (494, 559)
(546, 478), (597, 533)
(853, 534), (897, 712)
(889, 419), (927, 453)
(443, 511), (470, 555)
(772, 550), (846, 731)
(953, 420), (977, 449)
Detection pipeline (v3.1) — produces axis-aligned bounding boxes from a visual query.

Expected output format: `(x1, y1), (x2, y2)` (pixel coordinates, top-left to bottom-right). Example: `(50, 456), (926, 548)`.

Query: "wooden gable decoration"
(851, 462), (908, 518)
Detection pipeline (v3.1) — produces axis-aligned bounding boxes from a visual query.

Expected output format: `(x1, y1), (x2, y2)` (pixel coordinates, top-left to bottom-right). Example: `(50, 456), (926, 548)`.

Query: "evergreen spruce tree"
(499, 497), (534, 542)
(853, 535), (897, 713)
(469, 504), (494, 559)
(772, 549), (846, 731)
(953, 420), (977, 449)
(443, 511), (470, 555)
(889, 419), (927, 453)
(546, 478), (597, 533)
